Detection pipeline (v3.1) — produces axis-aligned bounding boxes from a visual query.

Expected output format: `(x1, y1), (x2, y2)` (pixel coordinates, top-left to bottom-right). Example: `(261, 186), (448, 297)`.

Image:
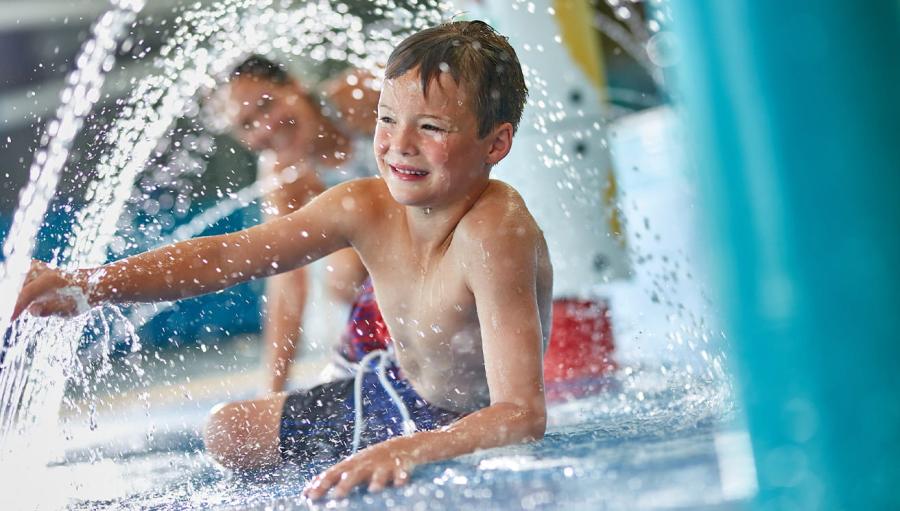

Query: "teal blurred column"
(668, 2), (900, 510)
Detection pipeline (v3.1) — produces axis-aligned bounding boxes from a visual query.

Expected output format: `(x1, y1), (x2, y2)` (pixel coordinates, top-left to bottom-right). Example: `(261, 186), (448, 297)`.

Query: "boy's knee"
(203, 399), (283, 470)
(203, 402), (246, 468)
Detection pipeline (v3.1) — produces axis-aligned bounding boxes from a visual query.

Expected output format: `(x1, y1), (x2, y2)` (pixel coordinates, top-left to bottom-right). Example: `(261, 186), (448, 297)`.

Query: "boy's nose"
(393, 125), (419, 156)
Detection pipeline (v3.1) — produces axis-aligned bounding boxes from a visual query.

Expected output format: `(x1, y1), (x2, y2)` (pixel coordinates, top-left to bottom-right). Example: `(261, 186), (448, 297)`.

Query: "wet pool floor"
(43, 345), (749, 510)
(59, 419), (741, 510)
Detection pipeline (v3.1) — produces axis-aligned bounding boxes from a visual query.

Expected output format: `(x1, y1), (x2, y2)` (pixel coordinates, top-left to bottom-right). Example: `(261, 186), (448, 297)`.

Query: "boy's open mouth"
(389, 164), (430, 180)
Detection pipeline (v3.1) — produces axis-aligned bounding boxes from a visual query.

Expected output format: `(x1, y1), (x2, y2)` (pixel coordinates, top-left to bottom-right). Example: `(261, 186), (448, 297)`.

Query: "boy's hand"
(303, 436), (417, 501)
(12, 261), (90, 321)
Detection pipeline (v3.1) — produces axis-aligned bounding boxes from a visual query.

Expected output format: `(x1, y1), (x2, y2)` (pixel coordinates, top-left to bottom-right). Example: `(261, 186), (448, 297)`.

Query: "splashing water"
(0, 1), (739, 508)
(0, 3), (148, 498)
(0, 0), (451, 486)
(0, 0), (145, 337)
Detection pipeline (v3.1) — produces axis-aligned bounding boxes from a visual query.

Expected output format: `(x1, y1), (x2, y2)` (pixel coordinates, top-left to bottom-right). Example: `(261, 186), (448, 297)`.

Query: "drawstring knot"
(351, 349), (416, 453)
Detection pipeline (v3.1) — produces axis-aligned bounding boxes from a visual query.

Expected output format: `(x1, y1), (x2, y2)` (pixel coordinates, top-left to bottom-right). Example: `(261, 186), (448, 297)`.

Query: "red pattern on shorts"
(339, 278), (392, 362)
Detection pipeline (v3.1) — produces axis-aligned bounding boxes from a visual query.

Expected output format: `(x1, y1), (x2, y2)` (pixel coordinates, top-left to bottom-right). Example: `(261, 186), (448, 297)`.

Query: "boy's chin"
(389, 193), (429, 208)
(385, 186), (432, 209)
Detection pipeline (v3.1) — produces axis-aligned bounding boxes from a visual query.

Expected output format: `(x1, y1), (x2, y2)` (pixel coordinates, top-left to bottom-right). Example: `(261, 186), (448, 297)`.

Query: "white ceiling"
(0, 0), (204, 31)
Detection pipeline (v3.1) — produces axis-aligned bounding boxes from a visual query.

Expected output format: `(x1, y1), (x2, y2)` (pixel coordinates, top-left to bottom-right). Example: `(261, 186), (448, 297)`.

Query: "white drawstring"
(350, 349), (417, 454)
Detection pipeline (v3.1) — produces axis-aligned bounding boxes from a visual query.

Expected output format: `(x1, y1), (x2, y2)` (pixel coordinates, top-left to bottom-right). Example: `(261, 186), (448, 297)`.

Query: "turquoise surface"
(670, 2), (900, 509)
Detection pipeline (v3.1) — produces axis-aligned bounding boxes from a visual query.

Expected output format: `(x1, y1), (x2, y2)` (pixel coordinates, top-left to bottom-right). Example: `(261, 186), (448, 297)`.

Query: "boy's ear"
(484, 122), (514, 167)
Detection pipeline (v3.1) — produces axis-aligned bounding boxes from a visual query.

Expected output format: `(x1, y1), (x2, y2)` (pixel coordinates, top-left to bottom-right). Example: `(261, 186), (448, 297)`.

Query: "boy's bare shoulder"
(324, 177), (392, 214)
(308, 178), (396, 240)
(457, 180), (544, 248)
(455, 180), (551, 298)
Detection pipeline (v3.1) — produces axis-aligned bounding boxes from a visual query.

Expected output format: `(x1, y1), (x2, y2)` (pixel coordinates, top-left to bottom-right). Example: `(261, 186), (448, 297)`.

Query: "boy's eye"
(378, 116), (395, 124)
(421, 124), (445, 132)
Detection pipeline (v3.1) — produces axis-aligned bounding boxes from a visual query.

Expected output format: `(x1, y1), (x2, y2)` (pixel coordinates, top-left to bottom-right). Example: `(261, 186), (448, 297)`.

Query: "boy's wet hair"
(231, 55), (290, 85)
(385, 20), (528, 138)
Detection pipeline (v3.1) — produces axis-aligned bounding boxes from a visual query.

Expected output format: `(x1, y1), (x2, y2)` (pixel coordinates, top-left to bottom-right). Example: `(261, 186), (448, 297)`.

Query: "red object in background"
(543, 299), (617, 383)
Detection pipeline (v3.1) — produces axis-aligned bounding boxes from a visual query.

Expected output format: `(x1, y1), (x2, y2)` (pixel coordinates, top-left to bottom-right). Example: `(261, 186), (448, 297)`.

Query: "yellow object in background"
(554, 0), (624, 246)
(553, 0), (607, 94)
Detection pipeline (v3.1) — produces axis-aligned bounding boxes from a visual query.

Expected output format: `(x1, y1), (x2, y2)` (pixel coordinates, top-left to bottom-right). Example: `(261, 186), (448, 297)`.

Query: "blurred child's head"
(231, 55), (292, 86)
(226, 55), (321, 154)
(385, 20), (527, 139)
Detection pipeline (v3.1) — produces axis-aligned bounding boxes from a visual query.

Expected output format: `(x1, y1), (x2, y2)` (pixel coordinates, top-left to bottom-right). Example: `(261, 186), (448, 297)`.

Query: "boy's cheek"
(373, 131), (389, 150)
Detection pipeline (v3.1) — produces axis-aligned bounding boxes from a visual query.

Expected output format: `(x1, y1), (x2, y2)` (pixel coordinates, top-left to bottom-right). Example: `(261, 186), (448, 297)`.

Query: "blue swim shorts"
(278, 356), (462, 463)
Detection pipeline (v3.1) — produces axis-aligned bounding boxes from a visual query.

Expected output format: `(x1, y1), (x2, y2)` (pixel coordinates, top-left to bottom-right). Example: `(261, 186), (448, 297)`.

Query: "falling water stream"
(0, 0), (448, 492)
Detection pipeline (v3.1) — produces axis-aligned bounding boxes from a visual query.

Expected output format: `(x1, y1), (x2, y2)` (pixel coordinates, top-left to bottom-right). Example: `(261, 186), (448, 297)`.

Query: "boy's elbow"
(520, 404), (546, 441)
(529, 411), (546, 440)
(494, 400), (545, 441)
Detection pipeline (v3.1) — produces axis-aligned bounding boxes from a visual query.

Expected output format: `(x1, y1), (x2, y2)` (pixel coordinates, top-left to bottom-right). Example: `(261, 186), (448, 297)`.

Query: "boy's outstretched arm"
(13, 183), (358, 321)
(305, 220), (550, 500)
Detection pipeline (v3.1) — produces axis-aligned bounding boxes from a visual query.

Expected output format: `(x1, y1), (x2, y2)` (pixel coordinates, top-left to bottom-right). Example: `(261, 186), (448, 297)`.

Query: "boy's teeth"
(395, 166), (427, 176)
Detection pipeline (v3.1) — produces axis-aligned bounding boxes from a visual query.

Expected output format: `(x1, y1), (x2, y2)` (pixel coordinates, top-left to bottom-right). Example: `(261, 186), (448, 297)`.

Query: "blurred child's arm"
(258, 160), (323, 395)
(13, 182), (363, 320)
(305, 218), (549, 500)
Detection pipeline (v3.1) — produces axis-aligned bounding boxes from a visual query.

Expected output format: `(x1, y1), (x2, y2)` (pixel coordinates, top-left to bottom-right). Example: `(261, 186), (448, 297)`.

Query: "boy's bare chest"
(351, 212), (492, 410)
(356, 216), (484, 351)
(373, 265), (476, 343)
(363, 243), (474, 341)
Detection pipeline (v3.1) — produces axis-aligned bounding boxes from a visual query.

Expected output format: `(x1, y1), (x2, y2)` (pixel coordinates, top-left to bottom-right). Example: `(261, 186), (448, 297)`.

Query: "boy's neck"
(404, 180), (491, 253)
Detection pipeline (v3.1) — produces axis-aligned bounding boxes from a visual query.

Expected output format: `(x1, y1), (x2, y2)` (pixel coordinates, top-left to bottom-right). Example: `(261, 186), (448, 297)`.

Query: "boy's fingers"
(304, 468), (342, 500)
(11, 297), (28, 322)
(368, 468), (390, 492)
(27, 301), (45, 317)
(31, 296), (74, 318)
(24, 260), (47, 286)
(12, 276), (47, 322)
(332, 468), (367, 498)
(393, 467), (410, 486)
(29, 259), (49, 274)
(13, 272), (69, 321)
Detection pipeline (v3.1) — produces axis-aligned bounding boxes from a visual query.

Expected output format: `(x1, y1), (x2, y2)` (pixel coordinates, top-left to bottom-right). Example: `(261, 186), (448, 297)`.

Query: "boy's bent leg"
(203, 373), (463, 472)
(204, 393), (288, 470)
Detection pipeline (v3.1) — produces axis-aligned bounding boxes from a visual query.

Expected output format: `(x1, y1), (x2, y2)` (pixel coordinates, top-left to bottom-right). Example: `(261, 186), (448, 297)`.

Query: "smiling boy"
(15, 21), (551, 500)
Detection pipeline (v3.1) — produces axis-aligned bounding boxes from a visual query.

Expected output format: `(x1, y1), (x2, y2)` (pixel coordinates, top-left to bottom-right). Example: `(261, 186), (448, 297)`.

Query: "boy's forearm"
(263, 270), (308, 393)
(400, 402), (546, 465)
(81, 234), (273, 306)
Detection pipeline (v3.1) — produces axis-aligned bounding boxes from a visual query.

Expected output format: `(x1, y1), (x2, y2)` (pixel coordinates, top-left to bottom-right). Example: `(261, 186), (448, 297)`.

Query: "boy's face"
(375, 69), (499, 210)
(226, 76), (317, 154)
